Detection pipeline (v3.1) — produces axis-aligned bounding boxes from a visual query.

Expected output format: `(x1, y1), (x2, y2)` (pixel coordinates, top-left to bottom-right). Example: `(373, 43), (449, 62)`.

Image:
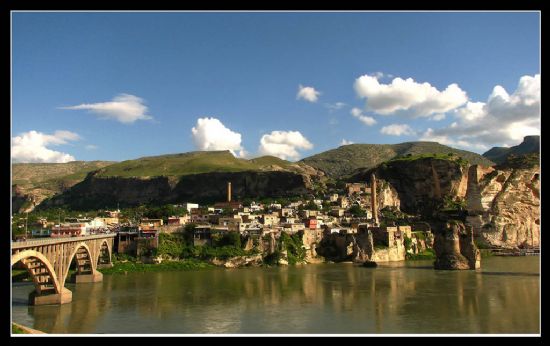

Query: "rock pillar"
(434, 221), (480, 270)
(371, 173), (379, 225)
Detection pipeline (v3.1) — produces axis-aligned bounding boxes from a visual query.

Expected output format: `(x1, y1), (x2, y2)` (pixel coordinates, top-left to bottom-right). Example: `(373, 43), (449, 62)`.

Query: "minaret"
(227, 182), (232, 203)
(371, 173), (379, 225)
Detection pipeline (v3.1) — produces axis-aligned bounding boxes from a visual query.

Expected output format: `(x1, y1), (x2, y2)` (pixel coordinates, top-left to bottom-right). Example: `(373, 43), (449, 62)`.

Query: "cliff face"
(351, 158), (468, 216)
(465, 164), (540, 249)
(349, 156), (539, 249)
(41, 170), (314, 209)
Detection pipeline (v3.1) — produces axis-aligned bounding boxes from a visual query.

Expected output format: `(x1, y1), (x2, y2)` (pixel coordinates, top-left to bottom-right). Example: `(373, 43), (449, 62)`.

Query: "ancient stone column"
(227, 182), (232, 202)
(371, 173), (379, 225)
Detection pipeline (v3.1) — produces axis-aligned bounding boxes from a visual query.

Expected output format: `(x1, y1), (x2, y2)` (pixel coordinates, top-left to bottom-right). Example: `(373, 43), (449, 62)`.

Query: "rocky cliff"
(350, 157), (468, 216)
(350, 155), (539, 249)
(465, 160), (540, 249)
(41, 170), (316, 209)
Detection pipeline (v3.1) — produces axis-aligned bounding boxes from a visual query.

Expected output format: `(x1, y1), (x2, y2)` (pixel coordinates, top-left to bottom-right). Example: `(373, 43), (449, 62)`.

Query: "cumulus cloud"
(296, 85), (321, 103)
(354, 74), (468, 117)
(258, 130), (313, 161)
(421, 74), (540, 150)
(12, 130), (80, 163)
(60, 94), (153, 124)
(340, 139), (354, 145)
(191, 117), (246, 157)
(380, 124), (415, 136)
(350, 107), (377, 126)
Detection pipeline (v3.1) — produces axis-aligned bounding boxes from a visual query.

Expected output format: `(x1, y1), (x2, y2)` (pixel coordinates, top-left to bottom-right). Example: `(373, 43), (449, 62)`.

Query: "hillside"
(12, 161), (116, 213)
(94, 151), (314, 178)
(301, 142), (494, 178)
(483, 135), (540, 164)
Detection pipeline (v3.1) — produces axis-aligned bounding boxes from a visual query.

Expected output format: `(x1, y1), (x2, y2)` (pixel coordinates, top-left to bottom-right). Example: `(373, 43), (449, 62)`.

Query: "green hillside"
(301, 142), (495, 178)
(95, 151), (303, 178)
(12, 161), (115, 187)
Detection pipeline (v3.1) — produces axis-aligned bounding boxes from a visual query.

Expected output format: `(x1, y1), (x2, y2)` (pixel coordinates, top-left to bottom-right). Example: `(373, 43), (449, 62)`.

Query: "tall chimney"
(371, 173), (378, 225)
(227, 182), (232, 203)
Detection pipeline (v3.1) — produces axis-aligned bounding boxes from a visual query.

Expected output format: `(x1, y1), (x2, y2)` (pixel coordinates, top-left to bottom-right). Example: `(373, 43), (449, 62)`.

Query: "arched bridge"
(11, 234), (115, 305)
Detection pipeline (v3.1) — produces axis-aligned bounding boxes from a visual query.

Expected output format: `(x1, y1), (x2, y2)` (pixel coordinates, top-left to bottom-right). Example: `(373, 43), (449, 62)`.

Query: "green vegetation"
(98, 259), (213, 275)
(406, 248), (436, 260)
(442, 196), (467, 211)
(496, 153), (540, 170)
(403, 236), (412, 252)
(94, 151), (307, 178)
(389, 153), (469, 167)
(280, 232), (306, 265)
(348, 204), (366, 217)
(12, 323), (28, 334)
(301, 141), (494, 178)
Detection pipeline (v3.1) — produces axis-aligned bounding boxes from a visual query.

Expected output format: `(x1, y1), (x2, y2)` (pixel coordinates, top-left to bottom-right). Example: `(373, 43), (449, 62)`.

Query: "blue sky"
(12, 12), (540, 163)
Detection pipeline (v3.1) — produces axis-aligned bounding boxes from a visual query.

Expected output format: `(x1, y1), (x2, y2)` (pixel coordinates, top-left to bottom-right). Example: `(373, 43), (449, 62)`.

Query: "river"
(11, 256), (540, 334)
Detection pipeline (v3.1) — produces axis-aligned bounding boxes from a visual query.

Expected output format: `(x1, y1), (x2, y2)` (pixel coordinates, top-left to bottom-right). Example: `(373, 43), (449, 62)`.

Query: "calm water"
(12, 256), (540, 334)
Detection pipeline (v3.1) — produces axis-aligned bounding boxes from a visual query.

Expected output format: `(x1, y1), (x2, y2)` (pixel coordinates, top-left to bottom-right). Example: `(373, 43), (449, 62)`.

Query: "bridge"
(11, 234), (115, 306)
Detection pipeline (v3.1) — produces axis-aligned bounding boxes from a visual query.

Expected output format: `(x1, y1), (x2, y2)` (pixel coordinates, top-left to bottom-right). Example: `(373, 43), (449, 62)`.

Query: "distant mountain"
(483, 135), (540, 164)
(12, 161), (116, 212)
(300, 141), (495, 178)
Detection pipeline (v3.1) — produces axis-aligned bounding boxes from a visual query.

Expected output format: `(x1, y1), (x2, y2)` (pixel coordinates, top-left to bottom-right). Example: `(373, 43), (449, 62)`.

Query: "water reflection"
(12, 257), (539, 334)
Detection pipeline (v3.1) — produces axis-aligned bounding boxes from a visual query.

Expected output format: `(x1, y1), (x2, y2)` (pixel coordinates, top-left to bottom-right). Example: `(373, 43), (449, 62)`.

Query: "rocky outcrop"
(210, 254), (263, 268)
(465, 163), (540, 249)
(317, 231), (405, 263)
(433, 221), (480, 270)
(41, 170), (314, 209)
(351, 158), (469, 216)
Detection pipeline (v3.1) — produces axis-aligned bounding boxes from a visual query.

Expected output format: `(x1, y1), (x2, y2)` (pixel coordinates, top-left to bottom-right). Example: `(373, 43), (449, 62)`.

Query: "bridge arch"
(64, 242), (95, 285)
(12, 250), (62, 295)
(97, 239), (112, 266)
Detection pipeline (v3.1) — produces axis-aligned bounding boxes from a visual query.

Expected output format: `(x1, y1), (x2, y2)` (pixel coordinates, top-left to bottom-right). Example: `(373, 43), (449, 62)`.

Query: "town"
(12, 176), (436, 266)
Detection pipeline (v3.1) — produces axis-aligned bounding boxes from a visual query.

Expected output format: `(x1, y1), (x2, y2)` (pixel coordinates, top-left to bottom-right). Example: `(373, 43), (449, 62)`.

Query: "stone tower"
(371, 173), (379, 225)
(227, 182), (232, 202)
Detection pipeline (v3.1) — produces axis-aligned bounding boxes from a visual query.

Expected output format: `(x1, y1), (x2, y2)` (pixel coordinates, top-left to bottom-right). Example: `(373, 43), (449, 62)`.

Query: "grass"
(406, 248), (436, 260)
(12, 323), (28, 334)
(94, 151), (305, 178)
(98, 258), (213, 275)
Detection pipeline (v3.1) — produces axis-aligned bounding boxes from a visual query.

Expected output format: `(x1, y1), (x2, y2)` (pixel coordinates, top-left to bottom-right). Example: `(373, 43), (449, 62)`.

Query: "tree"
(348, 205), (366, 217)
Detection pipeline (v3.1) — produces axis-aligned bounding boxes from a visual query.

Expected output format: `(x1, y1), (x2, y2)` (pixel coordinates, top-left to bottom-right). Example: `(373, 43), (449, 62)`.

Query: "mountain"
(483, 135), (540, 164)
(300, 141), (495, 178)
(12, 161), (116, 212)
(93, 151), (317, 177)
(31, 151), (326, 210)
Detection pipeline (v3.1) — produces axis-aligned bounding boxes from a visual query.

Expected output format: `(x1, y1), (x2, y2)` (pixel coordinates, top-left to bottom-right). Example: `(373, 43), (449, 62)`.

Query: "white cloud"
(191, 117), (246, 157)
(354, 74), (468, 117)
(296, 85), (321, 103)
(85, 144), (98, 150)
(380, 124), (415, 136)
(350, 107), (377, 126)
(325, 102), (347, 111)
(431, 114), (446, 121)
(340, 139), (354, 145)
(421, 74), (540, 149)
(60, 94), (153, 124)
(258, 130), (313, 161)
(12, 130), (80, 163)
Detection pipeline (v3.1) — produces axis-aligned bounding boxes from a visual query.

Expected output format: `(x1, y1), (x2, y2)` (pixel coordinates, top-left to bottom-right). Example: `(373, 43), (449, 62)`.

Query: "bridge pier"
(29, 287), (72, 306)
(71, 271), (103, 284)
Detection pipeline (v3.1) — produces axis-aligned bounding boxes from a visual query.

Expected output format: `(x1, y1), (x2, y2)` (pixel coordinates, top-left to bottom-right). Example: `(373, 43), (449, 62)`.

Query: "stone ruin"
(433, 221), (480, 270)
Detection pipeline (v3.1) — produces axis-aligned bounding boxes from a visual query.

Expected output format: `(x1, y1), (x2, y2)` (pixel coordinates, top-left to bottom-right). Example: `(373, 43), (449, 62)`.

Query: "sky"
(11, 11), (540, 163)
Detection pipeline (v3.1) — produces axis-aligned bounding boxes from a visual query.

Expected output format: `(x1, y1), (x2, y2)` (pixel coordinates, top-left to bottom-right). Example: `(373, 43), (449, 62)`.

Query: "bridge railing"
(11, 233), (116, 249)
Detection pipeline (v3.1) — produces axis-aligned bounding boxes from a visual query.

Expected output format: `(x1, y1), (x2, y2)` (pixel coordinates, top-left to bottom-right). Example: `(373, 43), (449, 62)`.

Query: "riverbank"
(97, 258), (213, 275)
